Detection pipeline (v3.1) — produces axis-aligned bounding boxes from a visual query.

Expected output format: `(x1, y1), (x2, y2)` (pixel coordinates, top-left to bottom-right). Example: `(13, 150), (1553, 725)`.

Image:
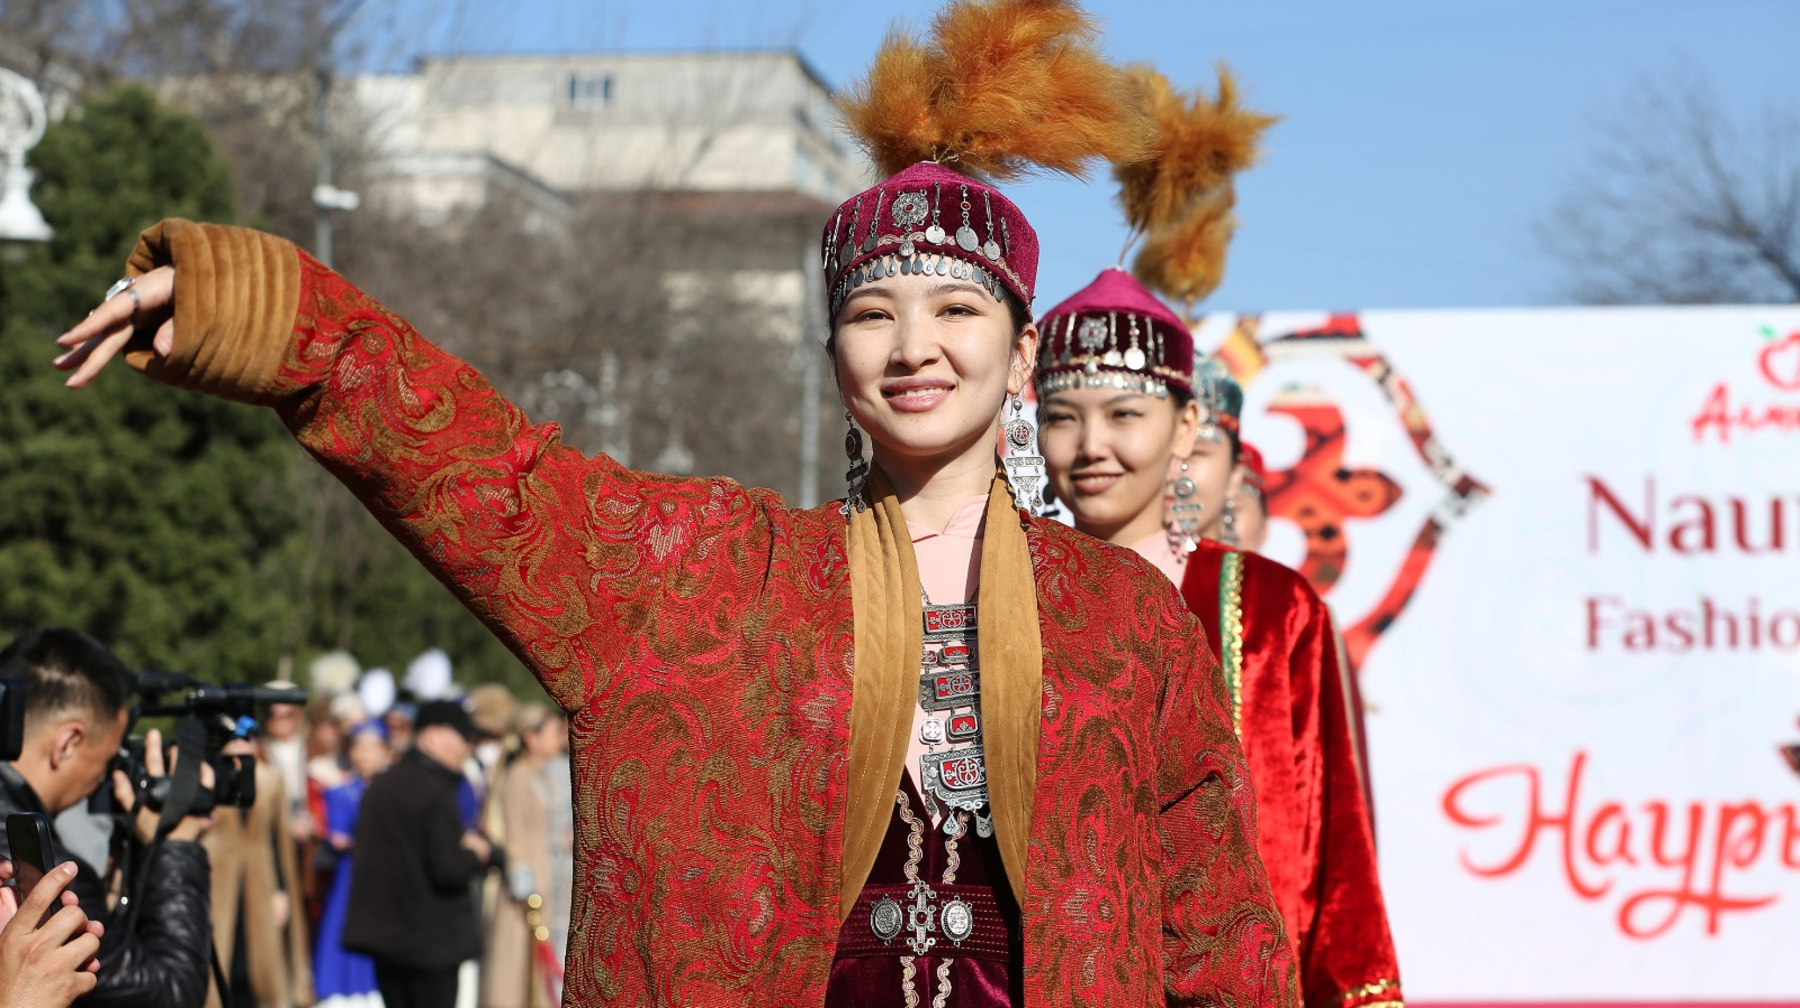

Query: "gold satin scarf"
(839, 466), (1043, 920)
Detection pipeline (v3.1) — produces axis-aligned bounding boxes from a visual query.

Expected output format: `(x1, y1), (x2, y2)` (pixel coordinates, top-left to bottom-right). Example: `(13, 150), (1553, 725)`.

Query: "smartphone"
(6, 812), (59, 925)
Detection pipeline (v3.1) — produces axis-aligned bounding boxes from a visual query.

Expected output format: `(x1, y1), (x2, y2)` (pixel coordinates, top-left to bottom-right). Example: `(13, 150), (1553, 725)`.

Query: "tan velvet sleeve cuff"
(121, 218), (301, 405)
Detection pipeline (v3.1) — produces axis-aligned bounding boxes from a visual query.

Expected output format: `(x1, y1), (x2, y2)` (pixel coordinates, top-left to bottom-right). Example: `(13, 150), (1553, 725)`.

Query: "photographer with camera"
(0, 628), (215, 1008)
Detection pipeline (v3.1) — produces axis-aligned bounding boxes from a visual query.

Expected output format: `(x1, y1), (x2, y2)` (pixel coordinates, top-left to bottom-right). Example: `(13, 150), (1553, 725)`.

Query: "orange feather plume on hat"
(840, 32), (941, 179)
(840, 0), (1152, 182)
(1115, 64), (1276, 237)
(1132, 185), (1236, 312)
(1118, 64), (1274, 315)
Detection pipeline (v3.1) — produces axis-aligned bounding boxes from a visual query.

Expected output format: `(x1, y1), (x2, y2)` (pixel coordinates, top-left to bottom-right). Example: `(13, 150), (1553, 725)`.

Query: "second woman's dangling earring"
(1168, 460), (1204, 556)
(842, 409), (870, 520)
(1220, 494), (1239, 546)
(1001, 393), (1046, 518)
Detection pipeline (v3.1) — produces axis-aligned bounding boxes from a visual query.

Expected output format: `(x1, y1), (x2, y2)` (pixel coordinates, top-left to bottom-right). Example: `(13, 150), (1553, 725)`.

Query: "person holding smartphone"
(0, 858), (104, 1008)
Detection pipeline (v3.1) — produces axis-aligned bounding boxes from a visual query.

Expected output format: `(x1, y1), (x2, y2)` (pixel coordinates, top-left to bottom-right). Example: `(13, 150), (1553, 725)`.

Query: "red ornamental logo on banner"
(1216, 313), (1490, 674)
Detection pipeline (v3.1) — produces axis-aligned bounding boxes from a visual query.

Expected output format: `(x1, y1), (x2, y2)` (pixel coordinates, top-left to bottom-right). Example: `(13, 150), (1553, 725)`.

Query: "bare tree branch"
(1537, 69), (1800, 305)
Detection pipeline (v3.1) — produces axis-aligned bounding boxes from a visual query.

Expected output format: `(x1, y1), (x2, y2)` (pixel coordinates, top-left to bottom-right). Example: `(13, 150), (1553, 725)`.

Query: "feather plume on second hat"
(1115, 65), (1277, 320)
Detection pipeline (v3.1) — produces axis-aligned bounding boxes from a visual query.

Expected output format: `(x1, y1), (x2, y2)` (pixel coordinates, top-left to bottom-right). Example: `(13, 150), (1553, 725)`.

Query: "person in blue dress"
(314, 721), (393, 1008)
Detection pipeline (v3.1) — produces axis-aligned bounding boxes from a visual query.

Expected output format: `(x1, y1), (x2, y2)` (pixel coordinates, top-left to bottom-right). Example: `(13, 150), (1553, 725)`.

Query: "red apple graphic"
(1757, 331), (1800, 390)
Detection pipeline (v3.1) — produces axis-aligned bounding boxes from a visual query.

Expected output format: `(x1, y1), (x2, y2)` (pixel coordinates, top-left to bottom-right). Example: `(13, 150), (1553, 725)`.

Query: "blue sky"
(367, 0), (1796, 312)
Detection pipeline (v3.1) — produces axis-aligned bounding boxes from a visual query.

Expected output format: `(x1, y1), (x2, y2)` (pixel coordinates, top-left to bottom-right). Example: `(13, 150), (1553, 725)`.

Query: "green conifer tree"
(0, 85), (302, 677)
(1, 85), (539, 699)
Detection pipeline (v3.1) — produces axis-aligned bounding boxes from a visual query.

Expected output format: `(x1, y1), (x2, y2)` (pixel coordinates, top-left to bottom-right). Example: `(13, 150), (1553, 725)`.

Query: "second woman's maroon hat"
(1033, 266), (1195, 398)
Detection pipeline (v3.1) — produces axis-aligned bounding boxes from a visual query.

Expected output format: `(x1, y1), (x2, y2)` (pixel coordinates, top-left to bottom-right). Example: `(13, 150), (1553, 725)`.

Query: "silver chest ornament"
(917, 599), (994, 837)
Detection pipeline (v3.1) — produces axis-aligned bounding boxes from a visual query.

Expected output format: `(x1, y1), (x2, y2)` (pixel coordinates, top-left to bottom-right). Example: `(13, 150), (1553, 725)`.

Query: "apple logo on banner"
(1215, 314), (1491, 675)
(1756, 327), (1800, 390)
(1690, 324), (1800, 442)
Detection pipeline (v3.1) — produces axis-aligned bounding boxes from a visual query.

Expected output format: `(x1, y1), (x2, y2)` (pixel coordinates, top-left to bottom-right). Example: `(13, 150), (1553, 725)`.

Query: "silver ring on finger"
(102, 277), (136, 303)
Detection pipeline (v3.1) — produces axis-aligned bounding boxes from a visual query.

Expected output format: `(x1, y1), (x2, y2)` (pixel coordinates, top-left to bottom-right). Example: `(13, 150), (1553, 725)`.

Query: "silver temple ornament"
(1124, 313), (1147, 371)
(1076, 316), (1108, 352)
(839, 197), (860, 269)
(955, 185), (978, 252)
(981, 190), (1001, 262)
(862, 189), (884, 253)
(925, 183), (947, 245)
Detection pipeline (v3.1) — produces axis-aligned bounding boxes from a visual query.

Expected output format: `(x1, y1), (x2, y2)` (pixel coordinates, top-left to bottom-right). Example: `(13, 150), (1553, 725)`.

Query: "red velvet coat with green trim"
(123, 221), (1297, 1008)
(1181, 541), (1403, 1008)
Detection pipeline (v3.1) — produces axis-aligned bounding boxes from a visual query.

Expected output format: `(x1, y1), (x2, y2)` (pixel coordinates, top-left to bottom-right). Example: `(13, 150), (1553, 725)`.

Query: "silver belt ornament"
(869, 881), (976, 956)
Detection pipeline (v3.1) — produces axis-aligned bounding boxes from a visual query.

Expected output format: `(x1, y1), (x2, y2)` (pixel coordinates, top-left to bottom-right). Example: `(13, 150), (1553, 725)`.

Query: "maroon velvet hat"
(1033, 266), (1195, 398)
(821, 161), (1040, 318)
(1239, 441), (1267, 492)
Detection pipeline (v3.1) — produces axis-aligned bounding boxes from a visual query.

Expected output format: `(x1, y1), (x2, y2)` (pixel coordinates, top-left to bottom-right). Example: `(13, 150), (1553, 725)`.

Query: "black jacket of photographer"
(342, 747), (499, 969)
(0, 764), (211, 1008)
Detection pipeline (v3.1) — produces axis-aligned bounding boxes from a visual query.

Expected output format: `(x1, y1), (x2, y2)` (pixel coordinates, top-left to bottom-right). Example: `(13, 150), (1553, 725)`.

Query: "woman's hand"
(0, 861), (105, 1008)
(53, 266), (177, 389)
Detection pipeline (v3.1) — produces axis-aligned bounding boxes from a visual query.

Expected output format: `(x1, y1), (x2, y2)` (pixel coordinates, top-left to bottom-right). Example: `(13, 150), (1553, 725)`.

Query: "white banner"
(1177, 306), (1800, 1002)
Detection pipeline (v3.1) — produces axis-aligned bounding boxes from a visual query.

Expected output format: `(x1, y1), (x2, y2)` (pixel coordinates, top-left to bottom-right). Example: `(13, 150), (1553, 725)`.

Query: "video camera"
(93, 671), (306, 815)
(105, 672), (308, 973)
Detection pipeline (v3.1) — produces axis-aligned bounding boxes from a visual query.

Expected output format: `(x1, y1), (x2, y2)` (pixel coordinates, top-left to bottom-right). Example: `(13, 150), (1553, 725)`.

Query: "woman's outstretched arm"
(56, 220), (779, 711)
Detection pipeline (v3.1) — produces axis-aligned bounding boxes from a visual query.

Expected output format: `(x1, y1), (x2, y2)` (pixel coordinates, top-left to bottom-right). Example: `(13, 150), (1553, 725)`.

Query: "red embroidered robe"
(1180, 542), (1402, 1008)
(123, 221), (1296, 1007)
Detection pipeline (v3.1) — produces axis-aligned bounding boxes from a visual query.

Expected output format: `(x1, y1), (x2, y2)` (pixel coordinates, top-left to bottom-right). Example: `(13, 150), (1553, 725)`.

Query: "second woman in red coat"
(1034, 65), (1405, 1008)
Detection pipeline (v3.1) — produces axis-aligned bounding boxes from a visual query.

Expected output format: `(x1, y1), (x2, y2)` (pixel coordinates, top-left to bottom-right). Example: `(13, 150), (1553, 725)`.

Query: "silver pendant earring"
(1220, 495), (1239, 546)
(1001, 394), (1046, 518)
(842, 410), (870, 520)
(1168, 460), (1204, 556)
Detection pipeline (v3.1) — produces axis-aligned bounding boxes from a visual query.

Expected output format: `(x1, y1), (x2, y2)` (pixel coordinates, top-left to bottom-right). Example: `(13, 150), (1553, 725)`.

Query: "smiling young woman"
(48, 3), (1295, 1007)
(830, 267), (1036, 508)
(1036, 288), (1403, 1005)
(1032, 63), (1403, 1008)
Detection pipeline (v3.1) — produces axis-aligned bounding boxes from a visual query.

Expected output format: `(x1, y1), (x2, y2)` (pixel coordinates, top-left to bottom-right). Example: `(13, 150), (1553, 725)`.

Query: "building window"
(566, 73), (613, 109)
